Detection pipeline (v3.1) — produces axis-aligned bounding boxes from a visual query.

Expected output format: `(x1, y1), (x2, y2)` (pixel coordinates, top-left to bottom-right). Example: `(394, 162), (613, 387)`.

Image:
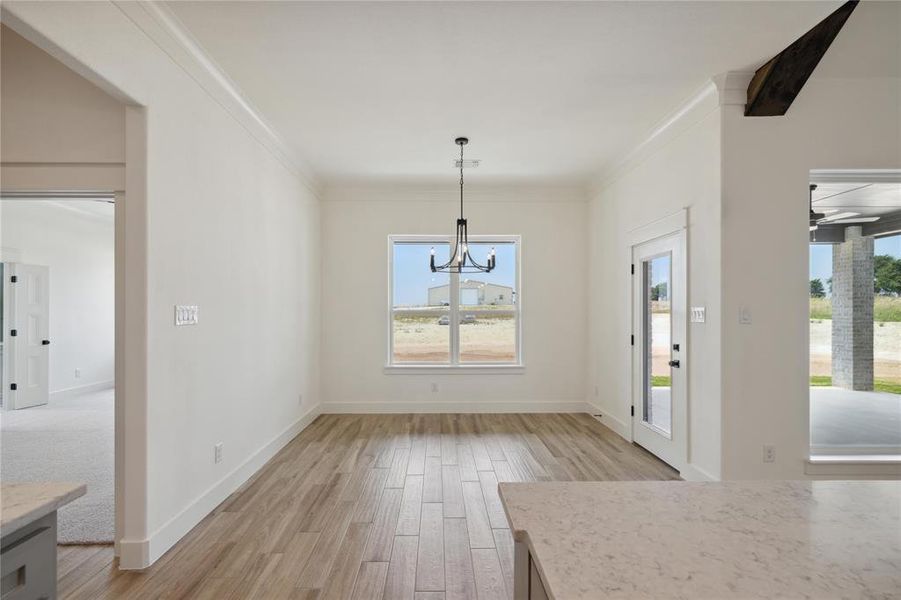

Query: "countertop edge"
(498, 482), (560, 600)
(1, 483), (87, 538)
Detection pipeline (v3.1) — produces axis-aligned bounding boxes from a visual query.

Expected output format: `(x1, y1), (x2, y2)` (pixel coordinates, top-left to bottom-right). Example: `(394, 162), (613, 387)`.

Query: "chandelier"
(430, 137), (496, 273)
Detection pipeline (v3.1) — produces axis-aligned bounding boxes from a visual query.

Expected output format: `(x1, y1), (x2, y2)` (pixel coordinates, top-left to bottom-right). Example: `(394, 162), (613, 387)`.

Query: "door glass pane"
(393, 243), (450, 363)
(643, 253), (672, 435)
(459, 242), (517, 363)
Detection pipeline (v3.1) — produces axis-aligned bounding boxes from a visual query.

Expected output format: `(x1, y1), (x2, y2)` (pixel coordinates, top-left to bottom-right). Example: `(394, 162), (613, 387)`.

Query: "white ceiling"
(813, 183), (901, 219)
(163, 1), (895, 185)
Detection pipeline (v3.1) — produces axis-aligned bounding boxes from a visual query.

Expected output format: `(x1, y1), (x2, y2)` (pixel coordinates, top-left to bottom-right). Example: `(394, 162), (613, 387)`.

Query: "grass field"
(392, 313), (516, 362)
(810, 375), (901, 395)
(810, 296), (901, 321)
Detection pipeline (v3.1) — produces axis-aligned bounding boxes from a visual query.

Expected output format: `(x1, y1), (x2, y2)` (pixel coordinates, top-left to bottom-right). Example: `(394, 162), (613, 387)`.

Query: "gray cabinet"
(1, 513), (57, 600)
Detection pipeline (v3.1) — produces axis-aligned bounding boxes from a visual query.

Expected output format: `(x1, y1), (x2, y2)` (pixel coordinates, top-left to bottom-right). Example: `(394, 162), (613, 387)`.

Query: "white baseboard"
(51, 380), (114, 399)
(680, 463), (719, 482)
(585, 401), (631, 440)
(806, 456), (901, 478)
(118, 403), (322, 569)
(321, 400), (589, 414)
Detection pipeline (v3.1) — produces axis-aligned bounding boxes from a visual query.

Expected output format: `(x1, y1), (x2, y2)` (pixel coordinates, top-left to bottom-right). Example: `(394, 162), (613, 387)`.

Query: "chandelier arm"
(461, 217), (493, 271)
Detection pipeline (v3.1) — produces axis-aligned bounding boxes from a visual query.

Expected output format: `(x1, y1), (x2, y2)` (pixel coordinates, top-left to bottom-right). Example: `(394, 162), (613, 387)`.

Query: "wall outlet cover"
(214, 443), (223, 464)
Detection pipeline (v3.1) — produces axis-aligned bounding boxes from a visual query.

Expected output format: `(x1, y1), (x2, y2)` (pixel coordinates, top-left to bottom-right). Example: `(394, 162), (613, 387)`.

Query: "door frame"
(628, 209), (688, 472)
(0, 171), (146, 567)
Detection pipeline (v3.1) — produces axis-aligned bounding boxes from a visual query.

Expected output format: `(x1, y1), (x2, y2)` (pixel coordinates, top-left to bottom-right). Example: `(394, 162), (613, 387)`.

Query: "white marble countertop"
(499, 480), (901, 599)
(1, 482), (86, 538)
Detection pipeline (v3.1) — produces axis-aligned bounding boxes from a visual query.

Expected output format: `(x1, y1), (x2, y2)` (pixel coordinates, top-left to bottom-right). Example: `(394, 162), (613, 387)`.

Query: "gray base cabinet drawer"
(1, 513), (57, 600)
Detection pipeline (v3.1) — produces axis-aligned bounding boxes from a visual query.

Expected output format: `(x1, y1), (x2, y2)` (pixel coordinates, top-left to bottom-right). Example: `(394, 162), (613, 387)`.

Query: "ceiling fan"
(809, 183), (880, 231)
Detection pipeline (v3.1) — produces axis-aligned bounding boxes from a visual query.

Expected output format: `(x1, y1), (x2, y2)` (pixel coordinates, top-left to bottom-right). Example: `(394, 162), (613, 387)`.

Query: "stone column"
(831, 226), (874, 390)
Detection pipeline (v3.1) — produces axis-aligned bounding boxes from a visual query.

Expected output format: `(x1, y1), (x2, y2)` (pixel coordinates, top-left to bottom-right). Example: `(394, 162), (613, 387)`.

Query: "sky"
(810, 233), (900, 294)
(393, 242), (516, 306)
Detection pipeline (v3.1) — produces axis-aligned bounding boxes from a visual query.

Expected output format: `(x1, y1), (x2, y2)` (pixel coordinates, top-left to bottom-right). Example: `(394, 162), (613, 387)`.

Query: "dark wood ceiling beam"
(746, 0), (859, 117)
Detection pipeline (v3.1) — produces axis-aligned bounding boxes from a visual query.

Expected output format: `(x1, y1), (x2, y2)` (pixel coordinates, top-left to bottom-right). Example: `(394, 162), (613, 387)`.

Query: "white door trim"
(629, 209), (688, 472)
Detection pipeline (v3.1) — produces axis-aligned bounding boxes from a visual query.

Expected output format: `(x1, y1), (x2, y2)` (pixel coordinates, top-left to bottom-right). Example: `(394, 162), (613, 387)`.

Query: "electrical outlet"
(74, 368), (81, 379)
(431, 382), (439, 393)
(763, 445), (776, 463)
(739, 306), (753, 325)
(214, 443), (223, 464)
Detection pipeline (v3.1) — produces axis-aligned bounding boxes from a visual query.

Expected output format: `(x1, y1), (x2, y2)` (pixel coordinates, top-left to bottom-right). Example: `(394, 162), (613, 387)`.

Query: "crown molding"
(113, 1), (322, 197)
(589, 71), (756, 197)
(712, 71), (754, 106)
(589, 80), (718, 196)
(324, 183), (589, 203)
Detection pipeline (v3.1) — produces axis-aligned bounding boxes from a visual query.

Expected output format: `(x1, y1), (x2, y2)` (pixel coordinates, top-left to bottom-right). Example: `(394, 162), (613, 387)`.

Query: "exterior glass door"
(632, 231), (686, 470)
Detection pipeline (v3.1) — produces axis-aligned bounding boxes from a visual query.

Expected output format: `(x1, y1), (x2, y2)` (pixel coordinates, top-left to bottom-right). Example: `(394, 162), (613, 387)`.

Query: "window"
(389, 236), (520, 368)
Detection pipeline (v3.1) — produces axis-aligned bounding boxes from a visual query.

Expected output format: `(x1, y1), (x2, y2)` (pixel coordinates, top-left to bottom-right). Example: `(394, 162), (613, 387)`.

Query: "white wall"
(1, 200), (115, 394)
(587, 88), (723, 480)
(2, 1), (321, 567)
(0, 24), (125, 164)
(321, 185), (587, 412)
(719, 2), (901, 479)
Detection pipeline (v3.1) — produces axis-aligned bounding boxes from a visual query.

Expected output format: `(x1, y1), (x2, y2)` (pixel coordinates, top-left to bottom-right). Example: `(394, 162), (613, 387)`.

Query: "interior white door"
(631, 232), (686, 470)
(9, 263), (50, 409)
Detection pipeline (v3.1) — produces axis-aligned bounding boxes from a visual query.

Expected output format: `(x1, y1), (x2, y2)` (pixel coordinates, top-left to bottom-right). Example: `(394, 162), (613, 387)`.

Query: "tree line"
(810, 254), (901, 298)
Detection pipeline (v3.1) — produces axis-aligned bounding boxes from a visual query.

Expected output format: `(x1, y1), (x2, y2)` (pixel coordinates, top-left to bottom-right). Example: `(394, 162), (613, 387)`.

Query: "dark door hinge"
(630, 405), (635, 417)
(10, 275), (17, 283)
(630, 264), (635, 275)
(10, 383), (17, 391)
(630, 334), (634, 346)
(10, 329), (17, 337)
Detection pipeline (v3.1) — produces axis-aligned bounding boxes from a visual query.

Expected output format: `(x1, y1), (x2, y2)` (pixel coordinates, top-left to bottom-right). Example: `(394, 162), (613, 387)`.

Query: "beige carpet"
(1, 387), (114, 543)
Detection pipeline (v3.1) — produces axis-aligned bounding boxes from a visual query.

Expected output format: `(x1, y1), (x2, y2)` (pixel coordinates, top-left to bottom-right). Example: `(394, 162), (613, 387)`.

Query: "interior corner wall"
(0, 201), (115, 394)
(587, 96), (723, 480)
(719, 73), (901, 479)
(320, 186), (588, 412)
(2, 1), (321, 566)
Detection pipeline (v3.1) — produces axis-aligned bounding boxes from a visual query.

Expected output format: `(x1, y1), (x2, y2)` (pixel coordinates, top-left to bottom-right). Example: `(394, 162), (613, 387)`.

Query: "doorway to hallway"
(1, 197), (116, 542)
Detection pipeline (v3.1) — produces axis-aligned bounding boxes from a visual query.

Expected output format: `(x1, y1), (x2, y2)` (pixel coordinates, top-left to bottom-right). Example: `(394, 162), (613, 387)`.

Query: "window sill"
(383, 364), (524, 375)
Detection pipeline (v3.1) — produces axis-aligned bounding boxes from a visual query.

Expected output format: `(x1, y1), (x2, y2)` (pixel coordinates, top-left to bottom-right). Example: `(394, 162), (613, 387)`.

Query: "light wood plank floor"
(58, 413), (678, 599)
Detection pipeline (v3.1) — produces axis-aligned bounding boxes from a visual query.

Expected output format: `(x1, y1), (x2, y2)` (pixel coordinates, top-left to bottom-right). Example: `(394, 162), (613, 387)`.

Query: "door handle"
(41, 340), (50, 346)
(668, 359), (680, 368)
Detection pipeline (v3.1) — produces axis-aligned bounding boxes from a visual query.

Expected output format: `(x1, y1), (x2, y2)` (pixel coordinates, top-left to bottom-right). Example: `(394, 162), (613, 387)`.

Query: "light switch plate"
(690, 307), (706, 323)
(739, 306), (752, 325)
(175, 305), (199, 326)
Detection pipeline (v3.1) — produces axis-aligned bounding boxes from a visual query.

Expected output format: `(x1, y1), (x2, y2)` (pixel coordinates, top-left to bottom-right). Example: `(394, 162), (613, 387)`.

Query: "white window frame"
(385, 234), (523, 374)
